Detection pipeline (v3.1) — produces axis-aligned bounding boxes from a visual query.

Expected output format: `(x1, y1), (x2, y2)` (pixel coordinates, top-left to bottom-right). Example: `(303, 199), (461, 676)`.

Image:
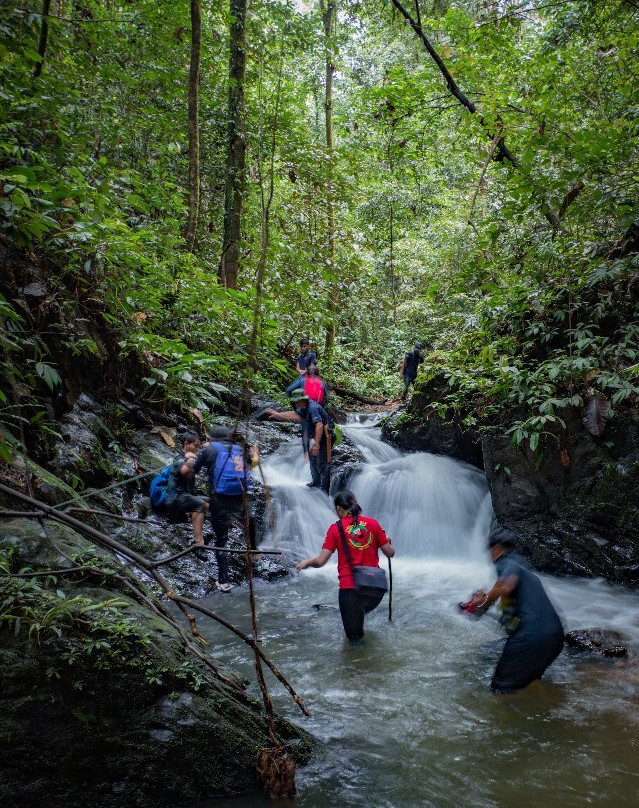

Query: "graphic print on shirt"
(346, 521), (373, 550)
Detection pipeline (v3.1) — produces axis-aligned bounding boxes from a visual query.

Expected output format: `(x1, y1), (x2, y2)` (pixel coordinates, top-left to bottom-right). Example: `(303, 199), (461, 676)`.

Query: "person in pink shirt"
(296, 490), (395, 641)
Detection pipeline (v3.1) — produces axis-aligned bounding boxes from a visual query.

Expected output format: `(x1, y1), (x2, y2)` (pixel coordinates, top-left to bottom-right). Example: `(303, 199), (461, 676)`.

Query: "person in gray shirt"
(470, 527), (564, 693)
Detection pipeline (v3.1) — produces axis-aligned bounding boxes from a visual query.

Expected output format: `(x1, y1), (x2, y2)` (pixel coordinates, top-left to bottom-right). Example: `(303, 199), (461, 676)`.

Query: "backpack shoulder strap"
(336, 520), (355, 572)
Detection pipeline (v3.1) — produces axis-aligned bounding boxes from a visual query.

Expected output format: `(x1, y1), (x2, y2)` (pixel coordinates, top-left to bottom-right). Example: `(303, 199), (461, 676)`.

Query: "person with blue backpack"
(149, 431), (209, 558)
(191, 424), (259, 592)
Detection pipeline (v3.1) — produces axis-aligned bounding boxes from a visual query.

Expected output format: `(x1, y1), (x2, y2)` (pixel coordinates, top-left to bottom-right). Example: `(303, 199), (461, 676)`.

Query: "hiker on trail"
(151, 431), (209, 559)
(265, 390), (333, 492)
(296, 490), (395, 642)
(285, 362), (328, 406)
(467, 527), (564, 693)
(189, 425), (259, 592)
(285, 338), (317, 395)
(400, 341), (424, 400)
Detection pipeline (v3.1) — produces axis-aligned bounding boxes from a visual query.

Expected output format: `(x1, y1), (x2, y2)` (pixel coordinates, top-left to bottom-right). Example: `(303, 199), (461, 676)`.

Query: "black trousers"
(491, 630), (564, 693)
(309, 435), (331, 493)
(208, 494), (256, 584)
(338, 588), (385, 641)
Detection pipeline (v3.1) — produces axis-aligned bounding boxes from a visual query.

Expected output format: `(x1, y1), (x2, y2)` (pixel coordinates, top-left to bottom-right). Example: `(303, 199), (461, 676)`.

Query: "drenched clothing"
(338, 588), (385, 641)
(323, 516), (390, 590)
(208, 493), (256, 585)
(300, 401), (333, 493)
(491, 552), (564, 692)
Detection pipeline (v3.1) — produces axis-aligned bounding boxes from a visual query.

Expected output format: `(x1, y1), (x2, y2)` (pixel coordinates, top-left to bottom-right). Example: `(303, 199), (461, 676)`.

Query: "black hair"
(333, 490), (362, 525)
(307, 363), (319, 376)
(487, 526), (517, 549)
(300, 338), (310, 347)
(181, 430), (200, 446)
(208, 424), (233, 441)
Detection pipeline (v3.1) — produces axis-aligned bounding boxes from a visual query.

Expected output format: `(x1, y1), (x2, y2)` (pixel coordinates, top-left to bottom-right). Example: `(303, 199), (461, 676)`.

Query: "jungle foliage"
(0, 0), (637, 452)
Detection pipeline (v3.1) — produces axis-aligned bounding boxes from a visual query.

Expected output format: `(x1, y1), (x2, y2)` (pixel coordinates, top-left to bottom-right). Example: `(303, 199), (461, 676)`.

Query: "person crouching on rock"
(190, 425), (259, 593)
(296, 490), (395, 642)
(265, 389), (334, 493)
(166, 431), (209, 560)
(468, 527), (564, 693)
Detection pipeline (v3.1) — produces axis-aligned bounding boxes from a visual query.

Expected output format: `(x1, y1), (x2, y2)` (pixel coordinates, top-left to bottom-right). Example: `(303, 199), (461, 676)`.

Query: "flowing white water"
(195, 414), (639, 808)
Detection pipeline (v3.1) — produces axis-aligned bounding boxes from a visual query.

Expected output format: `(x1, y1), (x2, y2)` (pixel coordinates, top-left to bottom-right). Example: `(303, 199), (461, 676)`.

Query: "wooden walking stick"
(388, 556), (393, 621)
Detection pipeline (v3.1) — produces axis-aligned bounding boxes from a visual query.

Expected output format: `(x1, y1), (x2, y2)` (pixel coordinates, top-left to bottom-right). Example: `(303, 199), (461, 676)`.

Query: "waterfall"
(262, 413), (492, 560)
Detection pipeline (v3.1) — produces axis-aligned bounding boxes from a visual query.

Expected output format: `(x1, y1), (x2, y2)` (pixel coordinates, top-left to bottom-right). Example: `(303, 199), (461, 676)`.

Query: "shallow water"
(193, 417), (639, 808)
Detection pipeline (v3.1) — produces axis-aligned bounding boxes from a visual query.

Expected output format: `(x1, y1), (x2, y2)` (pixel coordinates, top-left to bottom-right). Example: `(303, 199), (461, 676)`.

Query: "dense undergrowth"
(0, 0), (638, 460)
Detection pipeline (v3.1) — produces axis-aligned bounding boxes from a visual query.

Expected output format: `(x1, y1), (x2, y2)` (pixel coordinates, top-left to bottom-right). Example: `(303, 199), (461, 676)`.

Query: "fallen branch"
(150, 543), (282, 568)
(330, 385), (387, 405)
(64, 507), (149, 523)
(0, 481), (309, 716)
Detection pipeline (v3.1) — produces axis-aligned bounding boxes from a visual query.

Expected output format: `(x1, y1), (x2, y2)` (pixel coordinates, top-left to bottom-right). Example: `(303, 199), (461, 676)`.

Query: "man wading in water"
(468, 527), (564, 693)
(265, 390), (334, 493)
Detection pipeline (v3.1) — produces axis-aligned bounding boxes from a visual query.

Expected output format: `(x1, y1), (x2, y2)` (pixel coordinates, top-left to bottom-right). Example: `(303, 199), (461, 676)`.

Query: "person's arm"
(265, 409), (302, 422)
(296, 548), (333, 570)
(380, 541), (395, 559)
(471, 574), (518, 609)
(179, 452), (198, 477)
(399, 357), (407, 379)
(309, 420), (323, 456)
(249, 444), (259, 468)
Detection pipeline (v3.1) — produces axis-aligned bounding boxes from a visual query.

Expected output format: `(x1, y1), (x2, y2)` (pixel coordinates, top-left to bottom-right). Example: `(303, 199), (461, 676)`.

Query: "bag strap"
(210, 445), (233, 495)
(336, 520), (356, 573)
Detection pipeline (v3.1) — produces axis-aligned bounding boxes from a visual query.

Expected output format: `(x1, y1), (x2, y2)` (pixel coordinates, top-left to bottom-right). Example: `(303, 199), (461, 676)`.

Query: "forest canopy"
(1, 0), (638, 453)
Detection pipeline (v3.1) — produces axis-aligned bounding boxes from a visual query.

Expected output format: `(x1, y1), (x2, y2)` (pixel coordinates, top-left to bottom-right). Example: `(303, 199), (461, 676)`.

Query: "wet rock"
(564, 628), (629, 657)
(329, 434), (367, 494)
(381, 377), (483, 468)
(0, 518), (312, 808)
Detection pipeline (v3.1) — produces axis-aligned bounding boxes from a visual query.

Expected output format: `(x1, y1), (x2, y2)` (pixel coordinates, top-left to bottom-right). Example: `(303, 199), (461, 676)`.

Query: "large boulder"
(0, 517), (311, 808)
(381, 377), (483, 468)
(385, 372), (639, 584)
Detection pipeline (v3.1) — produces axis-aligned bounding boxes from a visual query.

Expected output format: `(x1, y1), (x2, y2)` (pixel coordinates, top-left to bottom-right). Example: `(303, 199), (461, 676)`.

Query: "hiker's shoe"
(216, 582), (233, 593)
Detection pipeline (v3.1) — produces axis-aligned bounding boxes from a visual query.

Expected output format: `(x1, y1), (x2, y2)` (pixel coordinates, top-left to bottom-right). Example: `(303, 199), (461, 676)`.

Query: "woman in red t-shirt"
(296, 490), (395, 641)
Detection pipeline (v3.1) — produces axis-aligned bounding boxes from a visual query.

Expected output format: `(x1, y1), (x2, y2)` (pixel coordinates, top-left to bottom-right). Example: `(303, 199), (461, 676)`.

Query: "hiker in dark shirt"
(285, 338), (317, 395)
(265, 390), (334, 493)
(285, 363), (328, 406)
(165, 431), (209, 556)
(469, 527), (564, 693)
(190, 425), (259, 592)
(400, 341), (424, 400)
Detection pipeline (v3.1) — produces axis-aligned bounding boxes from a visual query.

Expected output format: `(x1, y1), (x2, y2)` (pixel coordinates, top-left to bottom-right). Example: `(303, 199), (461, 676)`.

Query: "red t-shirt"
(322, 516), (390, 590)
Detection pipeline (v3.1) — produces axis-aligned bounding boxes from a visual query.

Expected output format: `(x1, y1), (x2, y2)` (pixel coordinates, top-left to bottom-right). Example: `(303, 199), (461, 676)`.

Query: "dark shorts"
(167, 493), (208, 524)
(338, 587), (385, 641)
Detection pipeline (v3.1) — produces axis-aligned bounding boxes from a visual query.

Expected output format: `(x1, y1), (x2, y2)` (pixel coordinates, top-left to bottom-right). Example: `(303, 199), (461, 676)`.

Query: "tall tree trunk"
(185, 0), (201, 252)
(321, 0), (337, 365)
(389, 200), (397, 324)
(219, 0), (248, 289)
(33, 0), (52, 78)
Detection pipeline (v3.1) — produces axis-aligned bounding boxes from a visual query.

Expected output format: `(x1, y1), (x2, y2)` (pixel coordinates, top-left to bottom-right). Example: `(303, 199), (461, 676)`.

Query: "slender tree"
(33, 0), (52, 78)
(321, 0), (338, 364)
(185, 0), (201, 252)
(219, 0), (248, 289)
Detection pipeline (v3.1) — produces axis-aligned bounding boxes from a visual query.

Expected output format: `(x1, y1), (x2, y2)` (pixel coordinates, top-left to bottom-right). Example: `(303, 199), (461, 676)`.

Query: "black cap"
(488, 526), (517, 549)
(209, 424), (233, 440)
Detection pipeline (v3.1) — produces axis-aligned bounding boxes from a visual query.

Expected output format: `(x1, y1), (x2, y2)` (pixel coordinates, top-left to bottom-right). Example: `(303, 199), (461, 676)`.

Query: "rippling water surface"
(194, 416), (639, 808)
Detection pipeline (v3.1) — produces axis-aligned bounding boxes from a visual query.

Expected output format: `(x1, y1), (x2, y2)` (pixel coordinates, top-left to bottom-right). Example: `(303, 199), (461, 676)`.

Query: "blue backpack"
(150, 464), (173, 507)
(210, 443), (250, 496)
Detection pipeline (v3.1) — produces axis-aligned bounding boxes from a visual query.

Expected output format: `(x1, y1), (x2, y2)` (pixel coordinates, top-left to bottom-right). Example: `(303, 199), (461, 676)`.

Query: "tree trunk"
(219, 0), (248, 289)
(185, 0), (201, 252)
(321, 0), (337, 365)
(33, 0), (52, 78)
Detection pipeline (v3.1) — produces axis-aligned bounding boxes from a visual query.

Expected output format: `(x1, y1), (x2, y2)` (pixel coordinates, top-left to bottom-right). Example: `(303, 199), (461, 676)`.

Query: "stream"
(194, 414), (639, 808)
